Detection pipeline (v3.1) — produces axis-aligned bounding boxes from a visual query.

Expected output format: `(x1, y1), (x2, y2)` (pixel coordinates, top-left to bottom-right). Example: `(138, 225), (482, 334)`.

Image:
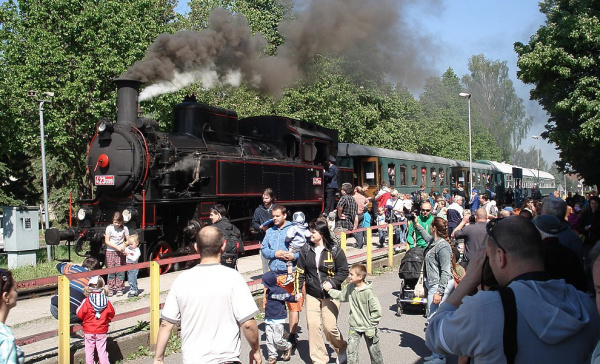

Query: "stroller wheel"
(396, 303), (403, 317)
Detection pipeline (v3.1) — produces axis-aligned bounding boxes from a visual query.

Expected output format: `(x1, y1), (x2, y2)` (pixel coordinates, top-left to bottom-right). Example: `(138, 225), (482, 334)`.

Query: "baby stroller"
(396, 247), (427, 316)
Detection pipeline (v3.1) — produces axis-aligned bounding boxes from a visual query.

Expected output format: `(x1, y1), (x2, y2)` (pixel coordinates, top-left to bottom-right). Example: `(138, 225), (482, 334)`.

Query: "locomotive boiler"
(45, 79), (338, 269)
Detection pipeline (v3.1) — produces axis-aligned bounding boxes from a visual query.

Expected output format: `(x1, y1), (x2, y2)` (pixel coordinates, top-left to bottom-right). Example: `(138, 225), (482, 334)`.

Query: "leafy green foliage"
(419, 68), (503, 162)
(462, 55), (532, 161)
(515, 0), (600, 186)
(0, 0), (176, 220)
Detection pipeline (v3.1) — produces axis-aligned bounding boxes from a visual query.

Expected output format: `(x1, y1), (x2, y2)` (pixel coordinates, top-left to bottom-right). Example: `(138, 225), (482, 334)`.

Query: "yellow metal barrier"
(341, 231), (347, 252)
(57, 275), (70, 364)
(366, 228), (372, 274)
(150, 261), (160, 350)
(388, 225), (395, 267)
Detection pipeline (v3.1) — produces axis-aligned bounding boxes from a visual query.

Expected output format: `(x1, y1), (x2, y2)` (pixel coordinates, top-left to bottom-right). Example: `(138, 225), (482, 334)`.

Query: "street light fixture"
(532, 135), (540, 187)
(28, 91), (54, 261)
(459, 92), (473, 197)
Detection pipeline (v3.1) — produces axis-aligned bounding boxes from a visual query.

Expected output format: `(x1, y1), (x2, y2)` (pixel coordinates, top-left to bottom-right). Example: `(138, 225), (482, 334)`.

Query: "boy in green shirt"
(323, 263), (383, 364)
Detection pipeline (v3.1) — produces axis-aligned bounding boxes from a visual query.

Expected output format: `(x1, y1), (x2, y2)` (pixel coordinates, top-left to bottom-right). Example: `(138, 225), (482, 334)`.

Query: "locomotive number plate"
(313, 177), (322, 185)
(95, 175), (115, 186)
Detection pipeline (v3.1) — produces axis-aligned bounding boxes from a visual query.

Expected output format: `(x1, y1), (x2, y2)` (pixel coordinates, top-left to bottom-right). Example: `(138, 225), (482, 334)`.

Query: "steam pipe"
(113, 78), (143, 125)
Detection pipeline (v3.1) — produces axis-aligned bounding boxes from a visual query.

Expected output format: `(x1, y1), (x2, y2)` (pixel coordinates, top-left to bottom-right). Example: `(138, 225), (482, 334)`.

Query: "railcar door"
(359, 157), (379, 189)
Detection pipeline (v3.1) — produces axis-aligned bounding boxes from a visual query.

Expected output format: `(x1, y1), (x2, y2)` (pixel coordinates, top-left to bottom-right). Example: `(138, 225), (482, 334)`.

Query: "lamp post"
(459, 92), (473, 196)
(28, 91), (54, 261)
(532, 135), (540, 186)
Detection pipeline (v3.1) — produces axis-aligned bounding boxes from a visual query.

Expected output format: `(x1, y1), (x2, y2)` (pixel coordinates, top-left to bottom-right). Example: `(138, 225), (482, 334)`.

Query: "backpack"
(219, 221), (243, 269)
(398, 247), (424, 281)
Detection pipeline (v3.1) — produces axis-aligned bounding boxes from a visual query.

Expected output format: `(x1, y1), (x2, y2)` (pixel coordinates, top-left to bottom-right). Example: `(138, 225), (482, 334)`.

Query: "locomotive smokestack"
(114, 78), (142, 125)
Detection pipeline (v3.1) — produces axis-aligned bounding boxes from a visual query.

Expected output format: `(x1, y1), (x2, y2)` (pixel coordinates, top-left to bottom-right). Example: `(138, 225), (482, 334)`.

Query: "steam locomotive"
(45, 79), (339, 269)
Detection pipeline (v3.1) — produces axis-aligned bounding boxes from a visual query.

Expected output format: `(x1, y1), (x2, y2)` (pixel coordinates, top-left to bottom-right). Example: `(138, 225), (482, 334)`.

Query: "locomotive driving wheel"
(148, 241), (173, 274)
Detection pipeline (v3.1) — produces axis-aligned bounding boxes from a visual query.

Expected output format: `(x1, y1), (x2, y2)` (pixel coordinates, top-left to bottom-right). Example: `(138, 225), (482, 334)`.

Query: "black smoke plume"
(123, 0), (441, 100)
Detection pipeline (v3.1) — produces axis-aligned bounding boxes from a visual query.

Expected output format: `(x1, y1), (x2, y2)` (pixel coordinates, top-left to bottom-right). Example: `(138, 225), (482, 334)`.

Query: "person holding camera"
(451, 208), (488, 269)
(425, 216), (600, 363)
(409, 214), (453, 364)
(406, 202), (434, 249)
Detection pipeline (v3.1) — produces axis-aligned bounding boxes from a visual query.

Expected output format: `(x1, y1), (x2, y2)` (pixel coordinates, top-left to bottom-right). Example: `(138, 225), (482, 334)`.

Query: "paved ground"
(125, 269), (459, 364)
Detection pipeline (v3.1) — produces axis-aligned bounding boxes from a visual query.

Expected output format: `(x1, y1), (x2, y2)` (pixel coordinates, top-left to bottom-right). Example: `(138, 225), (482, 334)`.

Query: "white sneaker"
(336, 350), (347, 364)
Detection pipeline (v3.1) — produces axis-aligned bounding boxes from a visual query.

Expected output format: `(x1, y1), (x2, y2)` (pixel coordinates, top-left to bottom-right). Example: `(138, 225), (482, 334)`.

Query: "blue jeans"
(127, 269), (139, 293)
(424, 279), (454, 360)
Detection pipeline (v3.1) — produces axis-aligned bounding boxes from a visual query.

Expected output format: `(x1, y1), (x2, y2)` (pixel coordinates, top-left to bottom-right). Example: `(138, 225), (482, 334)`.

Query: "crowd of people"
(5, 155), (600, 364)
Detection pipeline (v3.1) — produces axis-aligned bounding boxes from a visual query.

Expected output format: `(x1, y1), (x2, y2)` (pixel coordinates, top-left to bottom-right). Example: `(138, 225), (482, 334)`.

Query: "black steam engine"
(45, 79), (338, 269)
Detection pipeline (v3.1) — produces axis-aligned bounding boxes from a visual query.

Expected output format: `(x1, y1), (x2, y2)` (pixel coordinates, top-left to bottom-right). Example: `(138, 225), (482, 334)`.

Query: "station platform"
(13, 238), (401, 363)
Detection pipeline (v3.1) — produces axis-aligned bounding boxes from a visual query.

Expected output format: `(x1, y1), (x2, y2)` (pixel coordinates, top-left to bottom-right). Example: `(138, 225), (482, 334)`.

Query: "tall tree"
(419, 68), (503, 161)
(462, 54), (533, 161)
(510, 147), (549, 171)
(515, 0), (600, 188)
(0, 0), (176, 222)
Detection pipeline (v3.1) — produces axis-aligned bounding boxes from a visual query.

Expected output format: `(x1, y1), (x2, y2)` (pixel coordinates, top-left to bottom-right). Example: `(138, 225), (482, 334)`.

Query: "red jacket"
(76, 298), (115, 334)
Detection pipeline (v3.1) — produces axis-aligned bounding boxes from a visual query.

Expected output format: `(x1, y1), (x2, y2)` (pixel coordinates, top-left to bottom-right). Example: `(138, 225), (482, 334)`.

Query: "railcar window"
(387, 164), (396, 187)
(430, 167), (437, 185)
(439, 168), (445, 185)
(400, 165), (407, 186)
(411, 165), (417, 186)
(421, 167), (427, 186)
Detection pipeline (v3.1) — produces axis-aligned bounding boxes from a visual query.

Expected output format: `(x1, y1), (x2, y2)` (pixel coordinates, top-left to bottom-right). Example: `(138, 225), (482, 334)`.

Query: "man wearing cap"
(324, 156), (339, 215)
(540, 196), (584, 262)
(426, 216), (599, 363)
(533, 214), (586, 291)
(499, 206), (514, 218)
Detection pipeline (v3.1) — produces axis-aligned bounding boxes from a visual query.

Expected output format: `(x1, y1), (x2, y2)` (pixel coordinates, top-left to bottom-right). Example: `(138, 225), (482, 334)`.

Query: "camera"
(405, 212), (416, 221)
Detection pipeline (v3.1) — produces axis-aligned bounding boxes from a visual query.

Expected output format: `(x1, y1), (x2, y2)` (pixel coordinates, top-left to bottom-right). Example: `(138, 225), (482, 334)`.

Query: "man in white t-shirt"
(153, 226), (261, 364)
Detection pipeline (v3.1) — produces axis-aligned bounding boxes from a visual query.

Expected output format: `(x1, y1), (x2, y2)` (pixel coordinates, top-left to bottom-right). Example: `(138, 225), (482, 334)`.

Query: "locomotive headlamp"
(77, 208), (92, 221)
(122, 208), (138, 223)
(97, 120), (114, 133)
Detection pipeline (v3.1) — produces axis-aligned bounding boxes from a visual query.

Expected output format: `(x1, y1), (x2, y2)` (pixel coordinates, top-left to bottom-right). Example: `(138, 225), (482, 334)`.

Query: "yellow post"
(150, 261), (160, 350)
(57, 275), (71, 364)
(388, 224), (394, 248)
(388, 224), (395, 267)
(341, 231), (347, 252)
(366, 228), (372, 274)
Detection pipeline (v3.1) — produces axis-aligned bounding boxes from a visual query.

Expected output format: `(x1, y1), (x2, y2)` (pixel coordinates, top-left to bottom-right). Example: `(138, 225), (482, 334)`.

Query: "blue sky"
(407, 0), (556, 164)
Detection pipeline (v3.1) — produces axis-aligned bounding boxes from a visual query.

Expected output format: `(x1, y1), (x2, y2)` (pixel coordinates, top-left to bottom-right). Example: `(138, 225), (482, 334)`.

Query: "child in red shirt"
(76, 276), (115, 364)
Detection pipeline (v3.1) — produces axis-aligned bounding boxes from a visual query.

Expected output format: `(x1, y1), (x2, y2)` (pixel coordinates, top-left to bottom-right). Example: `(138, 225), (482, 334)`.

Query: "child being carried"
(284, 211), (310, 285)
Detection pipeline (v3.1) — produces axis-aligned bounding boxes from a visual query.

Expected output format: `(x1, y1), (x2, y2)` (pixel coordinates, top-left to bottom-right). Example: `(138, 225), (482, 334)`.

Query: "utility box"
(1, 206), (39, 269)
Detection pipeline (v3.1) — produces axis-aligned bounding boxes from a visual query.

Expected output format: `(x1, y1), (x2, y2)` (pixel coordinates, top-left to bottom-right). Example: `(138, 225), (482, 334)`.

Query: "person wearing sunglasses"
(0, 269), (24, 363)
(425, 216), (599, 363)
(406, 202), (434, 249)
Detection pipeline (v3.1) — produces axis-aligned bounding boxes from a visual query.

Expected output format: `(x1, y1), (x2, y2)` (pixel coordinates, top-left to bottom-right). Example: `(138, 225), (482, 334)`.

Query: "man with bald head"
(154, 226), (262, 364)
(452, 208), (488, 269)
(426, 216), (599, 363)
(407, 201), (434, 249)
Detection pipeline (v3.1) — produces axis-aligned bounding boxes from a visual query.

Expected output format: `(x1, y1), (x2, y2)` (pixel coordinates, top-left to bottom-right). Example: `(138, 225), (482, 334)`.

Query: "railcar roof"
(338, 143), (455, 165)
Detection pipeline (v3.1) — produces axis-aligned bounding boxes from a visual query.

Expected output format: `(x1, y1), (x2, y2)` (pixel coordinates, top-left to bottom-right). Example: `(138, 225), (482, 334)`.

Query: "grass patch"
(2, 245), (78, 281)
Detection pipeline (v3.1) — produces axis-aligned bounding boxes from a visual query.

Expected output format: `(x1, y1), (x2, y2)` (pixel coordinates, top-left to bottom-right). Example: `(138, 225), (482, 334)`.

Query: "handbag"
(413, 264), (426, 298)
